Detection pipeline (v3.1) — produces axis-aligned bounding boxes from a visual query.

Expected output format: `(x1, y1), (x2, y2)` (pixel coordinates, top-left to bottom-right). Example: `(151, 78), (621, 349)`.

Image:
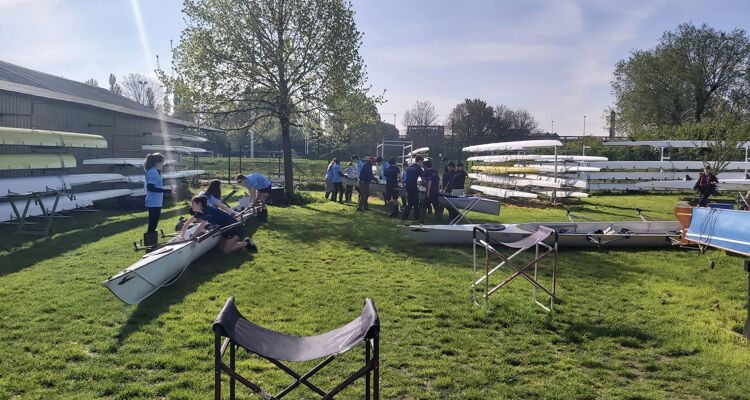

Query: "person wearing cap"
(401, 156), (424, 220)
(442, 161), (456, 193)
(357, 158), (375, 211)
(421, 159), (443, 222)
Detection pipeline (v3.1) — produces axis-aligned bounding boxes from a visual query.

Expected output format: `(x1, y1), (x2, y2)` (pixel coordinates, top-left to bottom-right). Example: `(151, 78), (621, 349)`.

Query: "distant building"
(0, 59), (219, 178)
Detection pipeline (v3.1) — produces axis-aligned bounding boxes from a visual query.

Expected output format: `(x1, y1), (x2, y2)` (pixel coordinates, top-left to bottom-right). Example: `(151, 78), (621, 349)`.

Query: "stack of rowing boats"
(575, 140), (750, 192)
(0, 126), (211, 222)
(464, 140), (601, 199)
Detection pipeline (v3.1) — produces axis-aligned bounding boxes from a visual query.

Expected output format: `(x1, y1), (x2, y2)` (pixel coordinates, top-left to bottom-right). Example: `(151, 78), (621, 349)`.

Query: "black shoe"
(244, 238), (258, 253)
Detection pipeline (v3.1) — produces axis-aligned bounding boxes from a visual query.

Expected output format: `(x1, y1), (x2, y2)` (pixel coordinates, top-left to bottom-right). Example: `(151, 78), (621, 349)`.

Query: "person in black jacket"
(357, 158), (375, 211)
(694, 165), (718, 207)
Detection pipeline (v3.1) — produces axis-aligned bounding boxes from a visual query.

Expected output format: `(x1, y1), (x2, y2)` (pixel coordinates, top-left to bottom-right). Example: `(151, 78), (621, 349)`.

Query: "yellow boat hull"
(471, 165), (539, 174)
(0, 154), (77, 170)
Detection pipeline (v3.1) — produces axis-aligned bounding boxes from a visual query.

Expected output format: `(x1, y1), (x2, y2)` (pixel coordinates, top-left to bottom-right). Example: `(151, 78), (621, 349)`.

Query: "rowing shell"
(103, 205), (263, 304)
(400, 220), (681, 246)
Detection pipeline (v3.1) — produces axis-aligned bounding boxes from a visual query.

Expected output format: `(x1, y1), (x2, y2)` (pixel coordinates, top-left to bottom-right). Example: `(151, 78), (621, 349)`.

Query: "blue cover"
(686, 207), (750, 257)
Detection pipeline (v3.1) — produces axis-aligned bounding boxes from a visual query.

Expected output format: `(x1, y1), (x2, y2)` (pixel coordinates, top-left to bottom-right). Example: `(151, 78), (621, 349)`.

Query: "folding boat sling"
(472, 224), (558, 311)
(213, 297), (380, 400)
(439, 193), (481, 224)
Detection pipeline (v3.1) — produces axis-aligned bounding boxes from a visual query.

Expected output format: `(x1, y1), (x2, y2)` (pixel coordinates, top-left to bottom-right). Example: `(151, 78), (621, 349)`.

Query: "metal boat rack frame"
(0, 189), (79, 236)
(376, 140), (413, 165)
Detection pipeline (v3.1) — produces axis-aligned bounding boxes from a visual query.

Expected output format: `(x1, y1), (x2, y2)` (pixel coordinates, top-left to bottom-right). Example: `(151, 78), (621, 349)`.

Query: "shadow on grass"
(562, 321), (654, 344)
(115, 218), (264, 346)
(0, 208), (185, 278)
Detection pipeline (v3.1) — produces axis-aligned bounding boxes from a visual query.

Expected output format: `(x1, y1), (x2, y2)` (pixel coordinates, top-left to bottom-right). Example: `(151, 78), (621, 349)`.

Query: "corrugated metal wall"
(0, 90), (191, 178)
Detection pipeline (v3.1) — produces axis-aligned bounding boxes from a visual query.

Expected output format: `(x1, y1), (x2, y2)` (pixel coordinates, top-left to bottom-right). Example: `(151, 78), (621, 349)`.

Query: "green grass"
(1, 193), (750, 399)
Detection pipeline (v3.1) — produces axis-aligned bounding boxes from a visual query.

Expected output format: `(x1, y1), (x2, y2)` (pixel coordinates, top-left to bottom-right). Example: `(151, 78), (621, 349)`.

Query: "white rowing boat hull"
(438, 195), (501, 215)
(103, 226), (220, 305)
(341, 176), (388, 194)
(400, 221), (681, 247)
(0, 188), (137, 222)
(0, 173), (126, 196)
(510, 174), (588, 189)
(83, 158), (175, 167)
(126, 170), (206, 183)
(467, 155), (608, 163)
(103, 206), (262, 304)
(470, 173), (562, 189)
(581, 161), (750, 171)
(470, 185), (538, 199)
(142, 144), (210, 154)
(538, 190), (589, 198)
(463, 140), (562, 153)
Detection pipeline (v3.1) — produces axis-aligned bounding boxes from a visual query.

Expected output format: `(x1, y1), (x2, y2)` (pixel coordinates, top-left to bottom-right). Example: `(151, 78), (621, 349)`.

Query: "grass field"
(1, 193), (750, 399)
(195, 157), (329, 189)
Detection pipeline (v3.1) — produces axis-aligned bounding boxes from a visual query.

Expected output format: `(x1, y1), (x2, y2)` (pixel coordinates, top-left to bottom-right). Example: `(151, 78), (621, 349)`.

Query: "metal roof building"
(0, 59), (217, 178)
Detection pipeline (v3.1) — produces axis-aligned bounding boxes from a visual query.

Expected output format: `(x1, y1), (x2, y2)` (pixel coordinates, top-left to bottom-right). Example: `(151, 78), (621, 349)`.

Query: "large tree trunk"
(280, 114), (295, 198)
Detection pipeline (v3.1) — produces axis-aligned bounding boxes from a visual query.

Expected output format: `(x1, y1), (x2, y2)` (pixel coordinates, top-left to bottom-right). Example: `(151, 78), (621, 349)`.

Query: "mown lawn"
(195, 157), (328, 188)
(1, 193), (749, 399)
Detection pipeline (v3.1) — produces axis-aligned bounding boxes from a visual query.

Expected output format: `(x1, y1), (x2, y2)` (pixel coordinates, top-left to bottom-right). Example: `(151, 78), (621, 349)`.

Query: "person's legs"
(146, 207), (161, 233)
(430, 196), (443, 221)
(357, 182), (365, 210)
(361, 183), (370, 210)
(345, 185), (353, 202)
(698, 189), (710, 207)
(222, 236), (246, 253)
(335, 182), (344, 202)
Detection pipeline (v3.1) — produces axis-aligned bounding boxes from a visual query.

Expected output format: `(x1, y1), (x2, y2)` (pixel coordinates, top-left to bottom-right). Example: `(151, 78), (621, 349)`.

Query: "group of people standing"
(141, 152), (271, 254)
(323, 154), (468, 221)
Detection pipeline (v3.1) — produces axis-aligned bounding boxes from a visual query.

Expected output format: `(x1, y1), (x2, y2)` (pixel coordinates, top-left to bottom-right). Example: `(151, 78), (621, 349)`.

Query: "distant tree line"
(401, 99), (544, 143)
(610, 22), (750, 170)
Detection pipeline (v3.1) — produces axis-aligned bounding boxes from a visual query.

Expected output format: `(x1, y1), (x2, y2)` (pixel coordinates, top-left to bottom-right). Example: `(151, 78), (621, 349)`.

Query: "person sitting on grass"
(236, 172), (272, 204)
(182, 195), (257, 254)
(198, 179), (237, 216)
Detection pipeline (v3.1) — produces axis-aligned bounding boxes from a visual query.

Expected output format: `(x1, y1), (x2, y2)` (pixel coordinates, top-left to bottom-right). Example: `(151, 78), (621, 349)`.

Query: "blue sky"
(1, 0), (749, 136)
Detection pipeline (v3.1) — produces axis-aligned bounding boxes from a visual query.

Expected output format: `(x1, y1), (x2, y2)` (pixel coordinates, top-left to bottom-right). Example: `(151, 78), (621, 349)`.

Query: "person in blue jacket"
(236, 173), (272, 204)
(143, 153), (172, 246)
(331, 158), (345, 203)
(181, 195), (257, 254)
(198, 179), (237, 215)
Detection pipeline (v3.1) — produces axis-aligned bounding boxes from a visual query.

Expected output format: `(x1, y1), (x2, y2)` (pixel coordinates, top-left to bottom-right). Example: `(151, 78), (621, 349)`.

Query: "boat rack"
(0, 189), (74, 237)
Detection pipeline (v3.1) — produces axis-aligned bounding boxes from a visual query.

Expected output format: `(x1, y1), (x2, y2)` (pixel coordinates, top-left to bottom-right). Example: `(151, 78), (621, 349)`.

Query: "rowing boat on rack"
(103, 205), (264, 305)
(399, 220), (681, 246)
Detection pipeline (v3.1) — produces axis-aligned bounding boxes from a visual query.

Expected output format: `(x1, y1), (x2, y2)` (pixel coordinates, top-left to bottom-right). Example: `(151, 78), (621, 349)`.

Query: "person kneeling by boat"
(236, 173), (272, 205)
(199, 179), (237, 216)
(182, 195), (257, 254)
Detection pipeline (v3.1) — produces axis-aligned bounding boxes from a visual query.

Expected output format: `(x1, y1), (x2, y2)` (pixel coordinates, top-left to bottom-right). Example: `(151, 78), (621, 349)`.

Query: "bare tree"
(120, 73), (167, 111)
(402, 100), (438, 126)
(84, 78), (99, 87)
(493, 104), (541, 134)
